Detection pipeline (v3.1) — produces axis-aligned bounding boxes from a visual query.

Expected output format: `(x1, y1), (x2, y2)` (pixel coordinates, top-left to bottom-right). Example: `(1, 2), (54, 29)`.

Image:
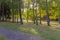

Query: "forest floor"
(0, 21), (60, 40)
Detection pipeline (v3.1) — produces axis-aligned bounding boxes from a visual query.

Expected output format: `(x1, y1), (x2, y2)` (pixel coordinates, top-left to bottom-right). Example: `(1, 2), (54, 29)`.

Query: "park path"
(0, 27), (44, 40)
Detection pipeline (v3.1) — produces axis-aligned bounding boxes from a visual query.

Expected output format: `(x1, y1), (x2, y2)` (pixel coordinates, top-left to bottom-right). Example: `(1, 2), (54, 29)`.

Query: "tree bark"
(35, 1), (38, 25)
(46, 0), (50, 26)
(27, 8), (29, 23)
(18, 0), (23, 24)
(40, 10), (42, 24)
(19, 9), (23, 24)
(33, 1), (35, 24)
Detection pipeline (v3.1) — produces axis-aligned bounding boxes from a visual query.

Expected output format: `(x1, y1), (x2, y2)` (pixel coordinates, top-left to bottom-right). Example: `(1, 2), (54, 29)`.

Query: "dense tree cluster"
(0, 1), (11, 21)
(0, 0), (60, 26)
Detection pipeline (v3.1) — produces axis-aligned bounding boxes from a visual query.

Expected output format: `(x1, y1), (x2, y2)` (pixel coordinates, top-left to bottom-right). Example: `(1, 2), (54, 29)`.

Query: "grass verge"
(0, 22), (60, 40)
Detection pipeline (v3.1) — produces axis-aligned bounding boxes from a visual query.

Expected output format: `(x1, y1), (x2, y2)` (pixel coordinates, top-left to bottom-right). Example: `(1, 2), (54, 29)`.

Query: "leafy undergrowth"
(0, 22), (60, 40)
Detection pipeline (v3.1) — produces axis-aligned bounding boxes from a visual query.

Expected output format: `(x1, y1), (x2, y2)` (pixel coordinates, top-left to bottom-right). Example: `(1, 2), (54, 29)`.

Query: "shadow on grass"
(0, 22), (60, 40)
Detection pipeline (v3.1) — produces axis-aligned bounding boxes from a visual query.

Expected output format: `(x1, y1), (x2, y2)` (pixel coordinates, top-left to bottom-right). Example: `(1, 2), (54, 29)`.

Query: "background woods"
(0, 0), (60, 26)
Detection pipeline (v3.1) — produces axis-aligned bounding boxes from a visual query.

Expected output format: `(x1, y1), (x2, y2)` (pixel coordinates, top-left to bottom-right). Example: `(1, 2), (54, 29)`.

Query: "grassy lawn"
(0, 35), (7, 40)
(0, 22), (60, 40)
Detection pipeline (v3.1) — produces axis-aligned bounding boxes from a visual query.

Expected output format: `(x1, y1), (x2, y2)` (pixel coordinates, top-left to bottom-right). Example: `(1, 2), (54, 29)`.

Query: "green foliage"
(0, 0), (60, 20)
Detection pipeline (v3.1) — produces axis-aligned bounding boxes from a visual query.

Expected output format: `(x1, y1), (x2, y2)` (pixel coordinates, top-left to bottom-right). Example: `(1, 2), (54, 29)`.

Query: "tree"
(11, 0), (15, 22)
(39, 9), (42, 24)
(0, 8), (2, 21)
(37, 0), (42, 24)
(56, 0), (60, 23)
(35, 0), (38, 25)
(27, 0), (29, 23)
(31, 0), (35, 24)
(0, 0), (11, 21)
(18, 0), (23, 24)
(46, 0), (50, 26)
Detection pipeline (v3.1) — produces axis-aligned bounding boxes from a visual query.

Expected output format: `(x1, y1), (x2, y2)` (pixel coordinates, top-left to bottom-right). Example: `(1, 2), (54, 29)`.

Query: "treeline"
(0, 0), (60, 26)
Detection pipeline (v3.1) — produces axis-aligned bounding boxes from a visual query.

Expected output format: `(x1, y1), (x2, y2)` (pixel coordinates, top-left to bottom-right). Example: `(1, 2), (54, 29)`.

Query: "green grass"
(0, 22), (39, 35)
(0, 22), (60, 40)
(37, 26), (60, 40)
(0, 35), (7, 40)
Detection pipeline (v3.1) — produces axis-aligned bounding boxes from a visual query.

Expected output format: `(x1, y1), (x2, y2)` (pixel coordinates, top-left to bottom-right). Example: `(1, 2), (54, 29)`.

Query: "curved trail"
(0, 27), (44, 40)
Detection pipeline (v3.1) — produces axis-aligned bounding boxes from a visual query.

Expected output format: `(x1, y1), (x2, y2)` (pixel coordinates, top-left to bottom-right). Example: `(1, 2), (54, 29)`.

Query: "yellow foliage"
(52, 1), (57, 7)
(49, 16), (54, 19)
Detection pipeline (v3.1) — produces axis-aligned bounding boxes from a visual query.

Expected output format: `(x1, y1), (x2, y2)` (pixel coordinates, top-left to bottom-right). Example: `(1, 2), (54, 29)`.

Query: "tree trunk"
(19, 8), (23, 24)
(27, 9), (28, 23)
(58, 10), (60, 23)
(35, 1), (38, 25)
(58, 18), (60, 23)
(40, 10), (42, 24)
(18, 0), (23, 24)
(12, 9), (14, 22)
(12, 1), (14, 22)
(33, 2), (35, 24)
(17, 9), (19, 23)
(46, 0), (50, 26)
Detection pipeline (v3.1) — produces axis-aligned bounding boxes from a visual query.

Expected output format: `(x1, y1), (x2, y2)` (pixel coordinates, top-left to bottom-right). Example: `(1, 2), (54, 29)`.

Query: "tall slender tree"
(18, 0), (23, 24)
(0, 0), (11, 22)
(58, 0), (60, 24)
(11, 0), (14, 22)
(39, 9), (42, 24)
(31, 0), (36, 24)
(27, 0), (29, 23)
(35, 0), (38, 25)
(46, 0), (50, 26)
(58, 10), (60, 23)
(38, 0), (42, 24)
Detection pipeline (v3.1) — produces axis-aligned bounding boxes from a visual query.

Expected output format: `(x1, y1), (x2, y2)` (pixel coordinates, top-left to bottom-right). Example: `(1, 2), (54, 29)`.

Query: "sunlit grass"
(0, 22), (60, 40)
(19, 27), (39, 35)
(0, 22), (39, 35)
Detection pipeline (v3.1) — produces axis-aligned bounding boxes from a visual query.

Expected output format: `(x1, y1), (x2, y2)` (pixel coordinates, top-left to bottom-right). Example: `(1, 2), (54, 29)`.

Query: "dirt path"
(0, 27), (44, 40)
